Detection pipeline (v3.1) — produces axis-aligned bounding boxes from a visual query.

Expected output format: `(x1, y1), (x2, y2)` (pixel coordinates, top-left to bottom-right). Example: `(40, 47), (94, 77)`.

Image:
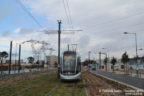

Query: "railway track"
(46, 80), (85, 96)
(72, 82), (77, 96)
(10, 79), (51, 96)
(1, 70), (134, 96)
(45, 83), (61, 96)
(83, 71), (133, 96)
(0, 74), (44, 93)
(0, 71), (86, 96)
(0, 71), (59, 96)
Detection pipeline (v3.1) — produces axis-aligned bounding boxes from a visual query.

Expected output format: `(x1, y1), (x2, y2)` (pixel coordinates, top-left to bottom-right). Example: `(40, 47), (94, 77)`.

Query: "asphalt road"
(91, 70), (144, 90)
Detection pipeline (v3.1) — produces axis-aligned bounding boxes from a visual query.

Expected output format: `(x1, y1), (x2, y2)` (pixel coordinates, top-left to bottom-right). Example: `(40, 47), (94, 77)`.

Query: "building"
(0, 63), (22, 71)
(128, 57), (144, 69)
(98, 58), (123, 71)
(96, 56), (144, 71)
(45, 55), (58, 67)
(108, 57), (144, 70)
(5, 60), (24, 64)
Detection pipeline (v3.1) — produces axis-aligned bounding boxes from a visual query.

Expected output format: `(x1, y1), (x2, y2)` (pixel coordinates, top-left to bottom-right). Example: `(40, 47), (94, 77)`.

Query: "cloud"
(61, 38), (71, 43)
(18, 28), (36, 35)
(0, 2), (13, 22)
(79, 35), (90, 48)
(14, 28), (21, 33)
(2, 30), (11, 37)
(1, 0), (144, 61)
(18, 0), (144, 59)
(1, 28), (36, 37)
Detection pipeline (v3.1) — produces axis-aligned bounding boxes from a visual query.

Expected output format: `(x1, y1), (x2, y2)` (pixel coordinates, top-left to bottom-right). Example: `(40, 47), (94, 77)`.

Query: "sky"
(0, 0), (144, 61)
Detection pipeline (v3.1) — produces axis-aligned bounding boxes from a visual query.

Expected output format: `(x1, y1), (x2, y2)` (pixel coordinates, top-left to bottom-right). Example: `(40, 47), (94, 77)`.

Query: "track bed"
(0, 71), (139, 96)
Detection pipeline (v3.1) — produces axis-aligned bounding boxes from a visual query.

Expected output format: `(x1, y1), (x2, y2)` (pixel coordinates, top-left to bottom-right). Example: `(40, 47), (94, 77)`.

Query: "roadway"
(90, 70), (144, 90)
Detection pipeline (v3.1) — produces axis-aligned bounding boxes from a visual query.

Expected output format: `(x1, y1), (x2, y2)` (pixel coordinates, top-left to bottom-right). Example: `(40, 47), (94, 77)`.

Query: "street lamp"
(123, 32), (138, 58)
(138, 48), (143, 57)
(138, 48), (143, 51)
(88, 51), (91, 61)
(123, 32), (139, 77)
(102, 48), (110, 58)
(88, 51), (91, 68)
(94, 52), (99, 70)
(124, 32), (128, 34)
(101, 48), (110, 71)
(101, 52), (108, 72)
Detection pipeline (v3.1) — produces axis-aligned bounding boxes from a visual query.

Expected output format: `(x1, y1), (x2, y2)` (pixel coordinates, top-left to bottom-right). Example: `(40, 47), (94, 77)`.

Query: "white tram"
(60, 51), (81, 80)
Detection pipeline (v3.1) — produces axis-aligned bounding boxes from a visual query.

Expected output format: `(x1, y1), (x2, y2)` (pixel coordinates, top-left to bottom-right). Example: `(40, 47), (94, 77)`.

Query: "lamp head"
(124, 32), (128, 34)
(139, 48), (143, 50)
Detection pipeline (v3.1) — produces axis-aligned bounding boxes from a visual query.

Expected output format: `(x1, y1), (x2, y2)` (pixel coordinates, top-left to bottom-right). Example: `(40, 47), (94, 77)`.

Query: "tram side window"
(77, 58), (81, 72)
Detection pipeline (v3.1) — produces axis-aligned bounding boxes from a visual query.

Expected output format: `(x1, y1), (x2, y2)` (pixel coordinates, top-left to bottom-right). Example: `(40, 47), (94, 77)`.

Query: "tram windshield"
(63, 55), (76, 72)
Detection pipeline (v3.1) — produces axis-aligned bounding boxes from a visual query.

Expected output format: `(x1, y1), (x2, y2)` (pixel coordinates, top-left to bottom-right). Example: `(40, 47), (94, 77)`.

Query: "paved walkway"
(90, 70), (144, 90)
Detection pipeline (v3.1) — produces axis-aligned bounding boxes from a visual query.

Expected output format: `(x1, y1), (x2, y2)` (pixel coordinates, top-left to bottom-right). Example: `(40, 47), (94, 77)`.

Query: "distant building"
(0, 63), (22, 71)
(110, 57), (144, 70)
(128, 57), (144, 69)
(5, 60), (24, 64)
(100, 58), (123, 71)
(96, 56), (144, 71)
(128, 57), (144, 65)
(46, 55), (58, 67)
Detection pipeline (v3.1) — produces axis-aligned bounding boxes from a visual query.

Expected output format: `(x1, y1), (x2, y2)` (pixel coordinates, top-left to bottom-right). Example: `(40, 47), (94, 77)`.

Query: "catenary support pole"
(9, 41), (12, 75)
(99, 52), (101, 70)
(58, 20), (61, 79)
(18, 44), (21, 73)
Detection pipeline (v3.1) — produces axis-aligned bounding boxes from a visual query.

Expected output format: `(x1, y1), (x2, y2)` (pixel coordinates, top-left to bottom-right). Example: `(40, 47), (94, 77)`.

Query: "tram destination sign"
(64, 56), (73, 58)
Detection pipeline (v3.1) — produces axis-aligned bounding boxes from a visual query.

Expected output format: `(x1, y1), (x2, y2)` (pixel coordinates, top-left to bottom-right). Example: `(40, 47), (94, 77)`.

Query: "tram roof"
(63, 51), (76, 54)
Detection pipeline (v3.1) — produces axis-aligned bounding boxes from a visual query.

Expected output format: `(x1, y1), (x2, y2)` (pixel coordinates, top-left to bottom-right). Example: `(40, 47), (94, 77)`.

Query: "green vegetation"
(0, 51), (8, 64)
(0, 71), (86, 96)
(50, 80), (86, 96)
(103, 57), (109, 72)
(0, 71), (59, 96)
(121, 51), (129, 74)
(90, 72), (133, 90)
(111, 56), (117, 72)
(0, 51), (8, 73)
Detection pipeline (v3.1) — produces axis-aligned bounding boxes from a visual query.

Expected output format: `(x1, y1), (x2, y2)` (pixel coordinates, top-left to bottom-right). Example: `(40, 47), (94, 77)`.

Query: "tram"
(60, 51), (81, 80)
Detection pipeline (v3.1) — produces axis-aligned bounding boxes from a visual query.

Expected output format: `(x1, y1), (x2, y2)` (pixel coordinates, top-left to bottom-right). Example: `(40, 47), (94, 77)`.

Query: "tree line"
(0, 51), (43, 74)
(0, 51), (8, 74)
(83, 51), (130, 73)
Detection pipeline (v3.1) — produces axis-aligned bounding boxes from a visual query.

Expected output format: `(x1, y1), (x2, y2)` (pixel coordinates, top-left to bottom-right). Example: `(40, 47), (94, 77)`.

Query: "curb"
(90, 71), (143, 91)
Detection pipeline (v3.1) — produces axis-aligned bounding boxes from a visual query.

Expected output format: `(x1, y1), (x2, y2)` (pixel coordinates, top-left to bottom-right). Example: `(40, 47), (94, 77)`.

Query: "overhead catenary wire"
(62, 0), (74, 28)
(62, 0), (71, 27)
(16, 0), (43, 28)
(65, 0), (77, 44)
(62, 0), (78, 45)
(65, 0), (73, 28)
(91, 11), (144, 28)
(89, 10), (144, 33)
(16, 0), (45, 44)
(93, 21), (144, 34)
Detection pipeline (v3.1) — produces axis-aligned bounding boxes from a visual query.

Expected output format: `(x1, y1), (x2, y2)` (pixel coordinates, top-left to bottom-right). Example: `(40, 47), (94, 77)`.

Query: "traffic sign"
(136, 62), (139, 66)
